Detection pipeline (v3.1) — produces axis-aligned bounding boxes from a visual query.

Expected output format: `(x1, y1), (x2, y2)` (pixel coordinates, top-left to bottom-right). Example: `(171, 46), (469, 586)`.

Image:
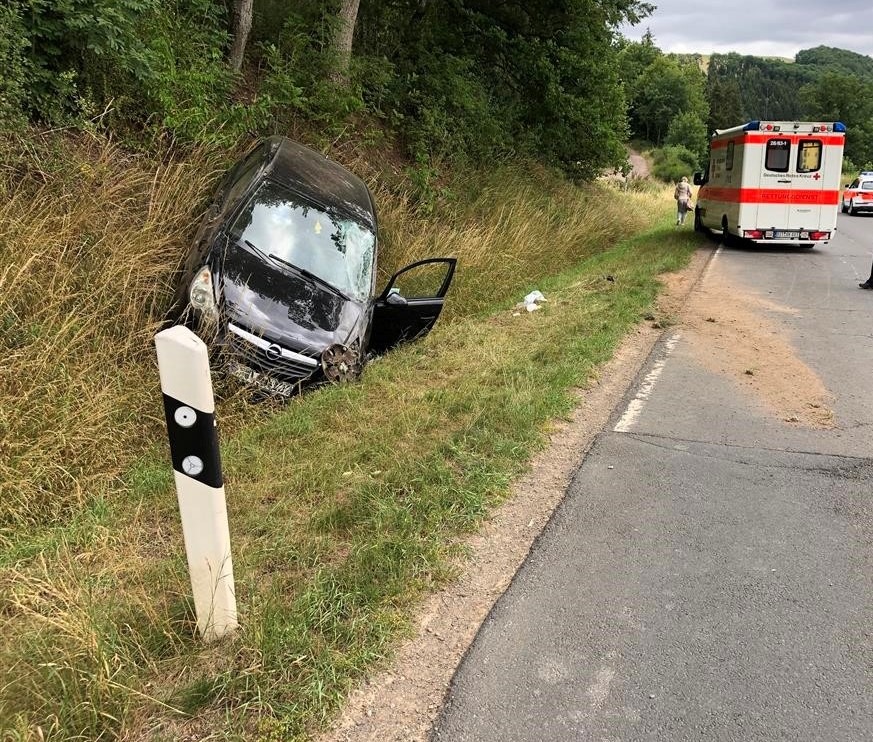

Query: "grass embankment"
(0, 131), (700, 740)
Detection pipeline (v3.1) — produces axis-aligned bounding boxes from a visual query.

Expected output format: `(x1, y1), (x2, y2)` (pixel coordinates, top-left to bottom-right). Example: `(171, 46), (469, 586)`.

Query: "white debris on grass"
(522, 290), (547, 312)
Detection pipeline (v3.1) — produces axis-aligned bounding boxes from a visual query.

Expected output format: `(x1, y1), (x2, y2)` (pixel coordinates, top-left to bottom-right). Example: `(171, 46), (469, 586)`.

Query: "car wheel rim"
(321, 344), (363, 383)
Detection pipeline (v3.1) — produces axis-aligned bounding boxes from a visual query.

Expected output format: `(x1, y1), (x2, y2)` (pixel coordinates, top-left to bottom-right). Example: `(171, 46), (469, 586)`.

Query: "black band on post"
(162, 393), (224, 488)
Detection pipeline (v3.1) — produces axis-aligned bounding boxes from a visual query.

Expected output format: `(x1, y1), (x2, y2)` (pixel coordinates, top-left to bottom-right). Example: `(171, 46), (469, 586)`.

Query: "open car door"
(368, 258), (457, 356)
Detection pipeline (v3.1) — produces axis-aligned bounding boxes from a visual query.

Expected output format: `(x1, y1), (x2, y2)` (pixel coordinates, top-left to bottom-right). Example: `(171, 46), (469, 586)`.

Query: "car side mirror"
(693, 172), (704, 186)
(386, 290), (407, 306)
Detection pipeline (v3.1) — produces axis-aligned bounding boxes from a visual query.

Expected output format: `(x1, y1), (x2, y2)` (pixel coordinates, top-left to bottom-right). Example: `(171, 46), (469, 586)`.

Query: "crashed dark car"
(173, 136), (456, 396)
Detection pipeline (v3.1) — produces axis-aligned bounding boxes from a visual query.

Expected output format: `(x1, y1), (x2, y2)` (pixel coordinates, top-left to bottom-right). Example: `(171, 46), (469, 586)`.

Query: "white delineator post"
(154, 325), (238, 641)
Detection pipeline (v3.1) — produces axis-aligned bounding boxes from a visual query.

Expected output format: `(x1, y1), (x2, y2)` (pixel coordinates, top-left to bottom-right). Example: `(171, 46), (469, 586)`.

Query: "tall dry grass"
(363, 159), (662, 318)
(0, 134), (225, 526)
(0, 131), (662, 530)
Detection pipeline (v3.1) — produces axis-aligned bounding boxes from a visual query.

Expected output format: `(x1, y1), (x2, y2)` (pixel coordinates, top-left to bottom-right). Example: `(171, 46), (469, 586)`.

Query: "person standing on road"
(860, 257), (873, 289)
(674, 176), (693, 226)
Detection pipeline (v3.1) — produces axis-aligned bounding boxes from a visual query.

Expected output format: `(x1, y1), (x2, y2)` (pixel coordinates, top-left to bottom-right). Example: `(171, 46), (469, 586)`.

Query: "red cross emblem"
(813, 172), (821, 180)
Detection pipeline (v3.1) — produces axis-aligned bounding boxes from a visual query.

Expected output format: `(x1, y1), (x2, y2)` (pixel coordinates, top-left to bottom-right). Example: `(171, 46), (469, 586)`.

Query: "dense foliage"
(0, 0), (655, 178)
(2, 2), (873, 181)
(618, 38), (873, 174)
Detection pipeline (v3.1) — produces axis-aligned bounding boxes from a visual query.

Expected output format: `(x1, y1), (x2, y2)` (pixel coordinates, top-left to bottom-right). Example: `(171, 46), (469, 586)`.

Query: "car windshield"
(229, 179), (375, 301)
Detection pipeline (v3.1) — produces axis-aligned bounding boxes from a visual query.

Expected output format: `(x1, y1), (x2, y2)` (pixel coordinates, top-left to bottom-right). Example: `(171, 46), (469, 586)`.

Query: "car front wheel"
(848, 200), (856, 216)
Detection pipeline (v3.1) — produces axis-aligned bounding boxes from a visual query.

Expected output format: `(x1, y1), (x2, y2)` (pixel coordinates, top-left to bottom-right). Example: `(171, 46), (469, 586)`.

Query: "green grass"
(0, 129), (702, 740)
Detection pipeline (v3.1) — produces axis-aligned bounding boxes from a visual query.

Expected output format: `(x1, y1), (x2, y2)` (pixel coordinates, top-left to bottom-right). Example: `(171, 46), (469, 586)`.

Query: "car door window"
(383, 260), (454, 300)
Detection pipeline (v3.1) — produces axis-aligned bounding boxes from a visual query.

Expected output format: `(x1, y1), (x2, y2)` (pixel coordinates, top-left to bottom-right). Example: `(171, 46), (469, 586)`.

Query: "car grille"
(225, 323), (320, 383)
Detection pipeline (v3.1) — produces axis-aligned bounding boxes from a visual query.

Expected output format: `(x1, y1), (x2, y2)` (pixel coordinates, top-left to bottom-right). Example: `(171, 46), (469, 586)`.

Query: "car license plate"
(227, 361), (298, 397)
(774, 230), (799, 239)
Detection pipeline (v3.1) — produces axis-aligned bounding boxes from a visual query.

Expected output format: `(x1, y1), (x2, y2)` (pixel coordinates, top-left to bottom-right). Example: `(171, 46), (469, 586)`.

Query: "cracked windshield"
(230, 179), (375, 301)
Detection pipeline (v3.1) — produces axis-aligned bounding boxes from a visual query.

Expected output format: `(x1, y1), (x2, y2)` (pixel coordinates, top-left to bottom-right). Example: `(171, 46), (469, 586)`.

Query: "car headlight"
(189, 266), (216, 313)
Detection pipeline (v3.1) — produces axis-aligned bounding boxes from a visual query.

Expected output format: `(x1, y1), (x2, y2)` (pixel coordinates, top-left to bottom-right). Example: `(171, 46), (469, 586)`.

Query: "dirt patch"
(627, 149), (650, 179)
(318, 248), (714, 742)
(680, 257), (835, 428)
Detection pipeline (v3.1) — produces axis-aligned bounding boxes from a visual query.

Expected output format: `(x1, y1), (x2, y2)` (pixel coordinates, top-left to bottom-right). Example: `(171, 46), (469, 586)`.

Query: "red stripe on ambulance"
(700, 187), (840, 205)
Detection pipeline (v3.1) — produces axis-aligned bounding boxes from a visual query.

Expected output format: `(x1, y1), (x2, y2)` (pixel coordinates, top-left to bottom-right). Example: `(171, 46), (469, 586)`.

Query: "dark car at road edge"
(173, 136), (457, 397)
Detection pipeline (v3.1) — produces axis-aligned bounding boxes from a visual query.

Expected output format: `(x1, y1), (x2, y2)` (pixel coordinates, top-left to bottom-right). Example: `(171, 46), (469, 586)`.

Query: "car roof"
(263, 136), (376, 231)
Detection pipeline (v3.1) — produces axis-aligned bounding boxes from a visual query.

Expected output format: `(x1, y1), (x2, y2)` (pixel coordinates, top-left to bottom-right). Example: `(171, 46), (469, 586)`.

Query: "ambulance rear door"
(786, 136), (828, 231)
(757, 135), (795, 237)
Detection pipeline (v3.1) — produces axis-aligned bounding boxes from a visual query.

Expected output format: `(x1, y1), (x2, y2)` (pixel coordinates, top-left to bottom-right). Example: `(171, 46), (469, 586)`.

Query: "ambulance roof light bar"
(744, 120), (846, 133)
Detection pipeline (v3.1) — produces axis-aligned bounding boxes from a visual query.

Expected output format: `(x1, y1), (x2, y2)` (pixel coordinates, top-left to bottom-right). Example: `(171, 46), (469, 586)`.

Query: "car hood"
(216, 241), (367, 352)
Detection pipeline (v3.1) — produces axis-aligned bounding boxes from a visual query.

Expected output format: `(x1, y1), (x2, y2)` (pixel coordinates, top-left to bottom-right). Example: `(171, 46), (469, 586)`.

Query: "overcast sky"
(619, 1), (873, 59)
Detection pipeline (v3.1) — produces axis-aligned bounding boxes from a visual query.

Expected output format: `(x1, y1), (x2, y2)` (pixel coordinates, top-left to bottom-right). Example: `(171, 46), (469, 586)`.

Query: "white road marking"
(702, 244), (722, 280)
(612, 245), (720, 434)
(614, 333), (682, 433)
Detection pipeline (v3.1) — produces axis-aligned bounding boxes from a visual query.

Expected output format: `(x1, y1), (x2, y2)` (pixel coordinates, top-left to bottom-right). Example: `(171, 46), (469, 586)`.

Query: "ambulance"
(692, 120), (846, 246)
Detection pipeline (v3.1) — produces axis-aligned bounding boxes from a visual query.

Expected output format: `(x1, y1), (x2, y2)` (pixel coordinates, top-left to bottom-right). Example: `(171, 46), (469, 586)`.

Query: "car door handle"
(777, 179), (791, 183)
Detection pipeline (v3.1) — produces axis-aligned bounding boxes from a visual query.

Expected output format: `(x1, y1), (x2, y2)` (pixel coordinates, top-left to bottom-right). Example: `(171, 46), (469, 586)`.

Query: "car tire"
(721, 221), (733, 247)
(848, 200), (856, 216)
(693, 207), (704, 233)
(841, 200), (848, 213)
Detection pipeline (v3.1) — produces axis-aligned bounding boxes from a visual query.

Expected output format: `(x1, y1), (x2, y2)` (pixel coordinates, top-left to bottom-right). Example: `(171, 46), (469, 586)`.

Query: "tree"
(332, 0), (361, 82)
(631, 56), (704, 143)
(706, 75), (743, 132)
(665, 111), (708, 168)
(229, 0), (253, 73)
(617, 30), (662, 138)
(354, 0), (653, 175)
(800, 71), (873, 167)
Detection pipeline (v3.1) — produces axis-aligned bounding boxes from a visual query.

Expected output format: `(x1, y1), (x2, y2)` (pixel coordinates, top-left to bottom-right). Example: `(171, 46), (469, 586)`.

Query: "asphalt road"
(432, 216), (873, 741)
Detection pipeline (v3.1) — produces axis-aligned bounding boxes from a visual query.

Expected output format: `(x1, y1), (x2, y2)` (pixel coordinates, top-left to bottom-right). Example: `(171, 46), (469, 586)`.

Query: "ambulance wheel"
(841, 200), (848, 213)
(720, 221), (733, 247)
(693, 207), (704, 233)
(848, 200), (856, 216)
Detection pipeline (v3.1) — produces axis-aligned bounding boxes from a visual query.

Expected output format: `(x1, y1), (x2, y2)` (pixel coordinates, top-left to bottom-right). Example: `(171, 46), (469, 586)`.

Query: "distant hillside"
(621, 32), (873, 168)
(706, 52), (814, 122)
(704, 46), (873, 122)
(795, 45), (873, 79)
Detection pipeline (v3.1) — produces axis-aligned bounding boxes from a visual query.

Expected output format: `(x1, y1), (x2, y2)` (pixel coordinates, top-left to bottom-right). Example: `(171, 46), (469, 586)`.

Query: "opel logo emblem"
(265, 343), (282, 360)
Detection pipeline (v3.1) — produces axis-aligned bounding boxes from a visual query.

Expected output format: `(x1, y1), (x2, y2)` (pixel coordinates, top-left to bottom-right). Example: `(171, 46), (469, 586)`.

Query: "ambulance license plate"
(774, 230), (799, 239)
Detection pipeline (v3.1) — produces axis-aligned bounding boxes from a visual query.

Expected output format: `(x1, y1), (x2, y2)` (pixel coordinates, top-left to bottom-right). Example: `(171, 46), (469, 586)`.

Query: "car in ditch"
(172, 136), (456, 396)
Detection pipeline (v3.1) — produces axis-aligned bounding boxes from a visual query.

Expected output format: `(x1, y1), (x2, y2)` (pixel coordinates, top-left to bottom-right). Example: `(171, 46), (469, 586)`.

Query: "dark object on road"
(860, 255), (873, 289)
(172, 136), (456, 397)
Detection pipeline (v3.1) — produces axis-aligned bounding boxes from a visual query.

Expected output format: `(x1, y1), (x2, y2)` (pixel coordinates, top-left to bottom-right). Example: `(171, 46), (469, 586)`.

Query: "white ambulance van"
(693, 120), (846, 246)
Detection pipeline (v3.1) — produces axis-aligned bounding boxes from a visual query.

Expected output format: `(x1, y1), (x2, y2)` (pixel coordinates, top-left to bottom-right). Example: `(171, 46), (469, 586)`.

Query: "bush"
(391, 54), (511, 165)
(0, 2), (29, 131)
(651, 145), (700, 183)
(664, 112), (708, 169)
